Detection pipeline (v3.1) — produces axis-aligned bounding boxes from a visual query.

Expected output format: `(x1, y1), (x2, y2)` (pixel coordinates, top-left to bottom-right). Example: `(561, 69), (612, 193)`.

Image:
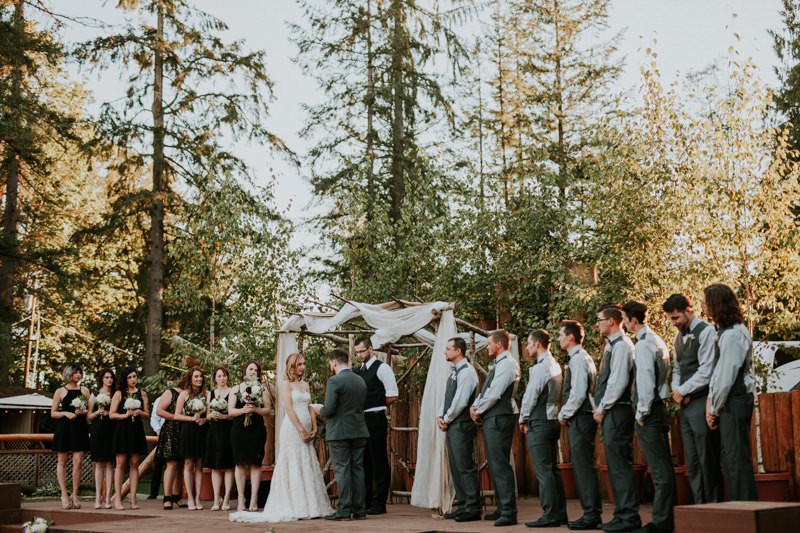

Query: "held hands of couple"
(469, 406), (482, 424)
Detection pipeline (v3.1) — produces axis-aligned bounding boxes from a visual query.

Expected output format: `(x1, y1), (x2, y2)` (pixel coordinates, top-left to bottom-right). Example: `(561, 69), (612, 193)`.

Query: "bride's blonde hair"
(285, 353), (304, 382)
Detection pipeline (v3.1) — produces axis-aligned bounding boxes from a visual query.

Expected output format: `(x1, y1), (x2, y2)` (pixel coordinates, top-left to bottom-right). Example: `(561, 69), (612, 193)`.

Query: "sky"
(52, 0), (785, 247)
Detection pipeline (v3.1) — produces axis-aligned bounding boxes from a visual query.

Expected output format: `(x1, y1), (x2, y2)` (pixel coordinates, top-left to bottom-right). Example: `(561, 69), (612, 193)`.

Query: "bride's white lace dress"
(229, 389), (333, 522)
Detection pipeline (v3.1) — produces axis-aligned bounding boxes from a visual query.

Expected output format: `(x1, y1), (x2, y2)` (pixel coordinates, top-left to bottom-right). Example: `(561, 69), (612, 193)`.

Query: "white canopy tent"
(0, 393), (52, 410)
(276, 299), (518, 511)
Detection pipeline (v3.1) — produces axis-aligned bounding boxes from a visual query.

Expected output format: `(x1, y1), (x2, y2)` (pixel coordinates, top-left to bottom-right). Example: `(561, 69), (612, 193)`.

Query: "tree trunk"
(389, 0), (406, 228)
(0, 0), (25, 386)
(553, 0), (567, 205)
(145, 2), (165, 377)
(365, 0), (376, 220)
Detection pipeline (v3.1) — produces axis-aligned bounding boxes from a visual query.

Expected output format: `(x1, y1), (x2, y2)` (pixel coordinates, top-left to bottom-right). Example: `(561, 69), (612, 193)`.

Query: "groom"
(314, 348), (370, 520)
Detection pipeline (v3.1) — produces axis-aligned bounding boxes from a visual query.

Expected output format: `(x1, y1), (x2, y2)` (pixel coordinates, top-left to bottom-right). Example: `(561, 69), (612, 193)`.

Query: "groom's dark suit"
(320, 367), (370, 518)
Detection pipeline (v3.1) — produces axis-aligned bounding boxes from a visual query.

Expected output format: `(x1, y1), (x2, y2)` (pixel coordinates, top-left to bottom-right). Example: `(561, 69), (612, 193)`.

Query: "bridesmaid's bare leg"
(128, 454), (140, 509)
(248, 465), (260, 511)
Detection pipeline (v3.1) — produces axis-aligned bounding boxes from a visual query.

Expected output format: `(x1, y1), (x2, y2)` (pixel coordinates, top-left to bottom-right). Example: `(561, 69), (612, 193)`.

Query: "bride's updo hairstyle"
(285, 353), (304, 382)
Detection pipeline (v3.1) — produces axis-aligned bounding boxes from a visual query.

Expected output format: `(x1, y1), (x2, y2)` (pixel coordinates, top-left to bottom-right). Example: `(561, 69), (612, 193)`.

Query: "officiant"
(355, 336), (399, 515)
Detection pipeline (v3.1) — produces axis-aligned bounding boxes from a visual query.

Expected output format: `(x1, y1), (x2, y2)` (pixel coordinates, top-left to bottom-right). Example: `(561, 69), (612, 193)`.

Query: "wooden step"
(675, 501), (800, 533)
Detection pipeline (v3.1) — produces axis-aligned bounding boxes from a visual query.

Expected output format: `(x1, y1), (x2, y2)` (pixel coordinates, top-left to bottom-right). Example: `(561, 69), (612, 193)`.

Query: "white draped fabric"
(409, 309), (456, 510)
(275, 301), (516, 511)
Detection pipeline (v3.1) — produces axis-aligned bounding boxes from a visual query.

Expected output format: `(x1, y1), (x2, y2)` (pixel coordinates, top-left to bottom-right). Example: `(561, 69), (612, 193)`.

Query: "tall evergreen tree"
(78, 0), (288, 375)
(0, 0), (80, 385)
(293, 0), (471, 301)
(772, 0), (800, 154)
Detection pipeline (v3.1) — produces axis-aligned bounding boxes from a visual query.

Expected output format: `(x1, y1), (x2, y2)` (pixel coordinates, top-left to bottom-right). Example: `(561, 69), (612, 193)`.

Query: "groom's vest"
(442, 364), (476, 424)
(358, 359), (386, 410)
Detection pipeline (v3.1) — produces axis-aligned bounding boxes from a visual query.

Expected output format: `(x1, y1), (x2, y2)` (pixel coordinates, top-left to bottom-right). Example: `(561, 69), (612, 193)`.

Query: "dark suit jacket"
(320, 368), (369, 441)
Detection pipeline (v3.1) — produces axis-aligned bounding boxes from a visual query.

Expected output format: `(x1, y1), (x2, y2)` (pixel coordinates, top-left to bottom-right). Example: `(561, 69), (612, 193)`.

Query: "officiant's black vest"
(595, 336), (633, 406)
(676, 321), (711, 395)
(442, 364), (475, 424)
(562, 350), (595, 414)
(359, 359), (386, 410)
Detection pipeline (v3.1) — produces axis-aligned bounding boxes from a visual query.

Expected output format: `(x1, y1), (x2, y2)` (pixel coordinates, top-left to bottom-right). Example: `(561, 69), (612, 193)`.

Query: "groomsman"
(470, 329), (520, 527)
(662, 294), (721, 503)
(518, 329), (567, 528)
(593, 303), (641, 532)
(437, 336), (481, 522)
(621, 301), (675, 533)
(703, 284), (757, 501)
(355, 337), (399, 515)
(558, 320), (602, 531)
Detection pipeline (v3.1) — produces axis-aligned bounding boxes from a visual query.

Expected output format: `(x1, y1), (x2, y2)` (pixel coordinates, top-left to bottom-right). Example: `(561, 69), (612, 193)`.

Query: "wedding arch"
(276, 298), (519, 511)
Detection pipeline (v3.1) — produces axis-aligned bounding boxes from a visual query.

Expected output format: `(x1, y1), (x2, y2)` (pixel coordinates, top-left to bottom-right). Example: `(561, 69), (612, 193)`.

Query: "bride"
(229, 352), (333, 522)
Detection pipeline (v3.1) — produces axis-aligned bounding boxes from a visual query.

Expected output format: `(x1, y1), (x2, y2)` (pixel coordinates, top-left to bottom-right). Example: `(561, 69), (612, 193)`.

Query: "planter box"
(756, 472), (791, 502)
(599, 464), (647, 504)
(674, 465), (693, 505)
(675, 501), (800, 533)
(557, 463), (578, 499)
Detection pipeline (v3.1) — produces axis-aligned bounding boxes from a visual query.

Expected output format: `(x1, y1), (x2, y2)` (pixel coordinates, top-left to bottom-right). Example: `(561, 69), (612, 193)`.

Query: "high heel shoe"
(72, 496), (81, 509)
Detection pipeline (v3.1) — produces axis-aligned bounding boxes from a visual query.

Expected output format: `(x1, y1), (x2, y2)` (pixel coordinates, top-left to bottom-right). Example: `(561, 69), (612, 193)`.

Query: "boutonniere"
(449, 373), (458, 383)
(488, 363), (494, 372)
(685, 334), (695, 343)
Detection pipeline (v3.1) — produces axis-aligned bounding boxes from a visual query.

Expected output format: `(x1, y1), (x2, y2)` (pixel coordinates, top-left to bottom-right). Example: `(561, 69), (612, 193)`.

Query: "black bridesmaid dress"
(52, 388), (90, 452)
(156, 388), (181, 461)
(89, 391), (115, 462)
(204, 389), (234, 469)
(179, 392), (208, 460)
(230, 394), (266, 466)
(111, 389), (148, 456)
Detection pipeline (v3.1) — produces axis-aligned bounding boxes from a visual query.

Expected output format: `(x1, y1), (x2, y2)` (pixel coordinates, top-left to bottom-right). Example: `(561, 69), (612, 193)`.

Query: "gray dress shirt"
(634, 326), (670, 422)
(440, 359), (479, 424)
(597, 331), (635, 414)
(559, 345), (596, 421)
(708, 323), (755, 415)
(671, 317), (716, 396)
(519, 351), (562, 423)
(472, 351), (520, 415)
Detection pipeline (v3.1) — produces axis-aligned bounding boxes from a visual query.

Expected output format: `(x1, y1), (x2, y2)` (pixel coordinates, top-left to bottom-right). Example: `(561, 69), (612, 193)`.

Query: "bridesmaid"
(228, 360), (271, 512)
(109, 367), (149, 510)
(155, 379), (184, 510)
(174, 367), (208, 510)
(88, 368), (116, 509)
(204, 366), (234, 511)
(50, 364), (91, 510)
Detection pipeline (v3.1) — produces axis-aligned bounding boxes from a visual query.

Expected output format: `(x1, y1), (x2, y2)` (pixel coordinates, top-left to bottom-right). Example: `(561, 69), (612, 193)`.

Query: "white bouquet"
(209, 397), (228, 414)
(186, 397), (206, 416)
(95, 392), (111, 409)
(22, 516), (52, 533)
(123, 396), (141, 414)
(237, 378), (264, 427)
(70, 395), (87, 411)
